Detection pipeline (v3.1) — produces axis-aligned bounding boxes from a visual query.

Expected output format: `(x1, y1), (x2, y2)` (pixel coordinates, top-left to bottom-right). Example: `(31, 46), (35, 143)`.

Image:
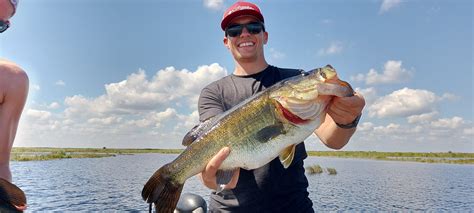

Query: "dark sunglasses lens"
(0, 21), (8, 33)
(226, 25), (243, 37)
(246, 23), (263, 34)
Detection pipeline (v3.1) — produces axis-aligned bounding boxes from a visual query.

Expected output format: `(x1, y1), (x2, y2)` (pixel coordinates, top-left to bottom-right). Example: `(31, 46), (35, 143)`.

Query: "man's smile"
(238, 41), (255, 48)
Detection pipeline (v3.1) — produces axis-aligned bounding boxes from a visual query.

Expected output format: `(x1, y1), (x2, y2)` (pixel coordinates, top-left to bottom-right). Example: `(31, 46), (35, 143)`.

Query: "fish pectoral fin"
(255, 123), (285, 143)
(279, 144), (296, 169)
(182, 127), (198, 146)
(216, 169), (237, 186)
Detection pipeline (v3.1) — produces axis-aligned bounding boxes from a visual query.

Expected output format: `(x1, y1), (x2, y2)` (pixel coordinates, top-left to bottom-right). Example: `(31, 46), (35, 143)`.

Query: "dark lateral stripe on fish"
(275, 101), (309, 125)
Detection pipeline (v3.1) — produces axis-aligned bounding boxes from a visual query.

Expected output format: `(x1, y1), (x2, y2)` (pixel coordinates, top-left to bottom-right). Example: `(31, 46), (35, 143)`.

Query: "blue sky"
(0, 0), (472, 152)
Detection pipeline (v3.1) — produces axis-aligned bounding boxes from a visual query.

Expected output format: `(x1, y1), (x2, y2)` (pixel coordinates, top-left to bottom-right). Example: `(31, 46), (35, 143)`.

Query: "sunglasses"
(0, 20), (10, 33)
(225, 22), (265, 37)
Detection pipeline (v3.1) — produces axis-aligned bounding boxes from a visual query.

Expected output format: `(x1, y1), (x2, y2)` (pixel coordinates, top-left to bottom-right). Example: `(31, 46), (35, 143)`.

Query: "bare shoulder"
(0, 59), (29, 104)
(0, 59), (28, 81)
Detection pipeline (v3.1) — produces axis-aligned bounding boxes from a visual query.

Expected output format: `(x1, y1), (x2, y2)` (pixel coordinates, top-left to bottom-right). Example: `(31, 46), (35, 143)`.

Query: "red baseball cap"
(221, 1), (264, 30)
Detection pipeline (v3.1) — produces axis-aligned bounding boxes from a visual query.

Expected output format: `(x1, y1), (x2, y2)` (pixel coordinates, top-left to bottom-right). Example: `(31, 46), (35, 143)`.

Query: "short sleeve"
(198, 84), (224, 122)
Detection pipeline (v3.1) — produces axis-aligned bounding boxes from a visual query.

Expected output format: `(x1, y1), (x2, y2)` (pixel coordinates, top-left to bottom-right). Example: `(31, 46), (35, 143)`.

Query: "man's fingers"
(328, 93), (365, 125)
(200, 147), (233, 190)
(206, 147), (230, 173)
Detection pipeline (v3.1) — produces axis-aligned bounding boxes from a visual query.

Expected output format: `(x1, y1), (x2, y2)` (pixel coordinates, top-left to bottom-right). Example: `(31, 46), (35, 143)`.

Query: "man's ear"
(223, 36), (231, 49)
(263, 31), (268, 45)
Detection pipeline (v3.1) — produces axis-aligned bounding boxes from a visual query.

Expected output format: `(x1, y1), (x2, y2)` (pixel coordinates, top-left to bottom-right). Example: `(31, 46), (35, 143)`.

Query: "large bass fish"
(142, 65), (354, 212)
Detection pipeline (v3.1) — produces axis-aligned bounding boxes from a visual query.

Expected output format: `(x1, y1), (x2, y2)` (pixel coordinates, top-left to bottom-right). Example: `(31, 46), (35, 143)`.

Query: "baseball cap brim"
(221, 9), (264, 30)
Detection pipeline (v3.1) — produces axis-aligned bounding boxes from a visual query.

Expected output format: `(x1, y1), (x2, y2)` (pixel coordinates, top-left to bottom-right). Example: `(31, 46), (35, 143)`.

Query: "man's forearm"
(315, 114), (356, 150)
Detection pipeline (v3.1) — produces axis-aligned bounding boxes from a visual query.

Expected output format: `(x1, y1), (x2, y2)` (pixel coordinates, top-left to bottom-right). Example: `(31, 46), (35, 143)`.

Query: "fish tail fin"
(0, 178), (27, 211)
(141, 164), (184, 213)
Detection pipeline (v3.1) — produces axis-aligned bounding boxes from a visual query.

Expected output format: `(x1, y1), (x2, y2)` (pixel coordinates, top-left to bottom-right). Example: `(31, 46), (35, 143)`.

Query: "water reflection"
(10, 154), (474, 211)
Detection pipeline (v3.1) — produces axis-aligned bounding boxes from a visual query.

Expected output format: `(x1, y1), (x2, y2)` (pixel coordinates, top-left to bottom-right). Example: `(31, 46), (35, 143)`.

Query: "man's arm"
(315, 93), (365, 149)
(0, 61), (29, 182)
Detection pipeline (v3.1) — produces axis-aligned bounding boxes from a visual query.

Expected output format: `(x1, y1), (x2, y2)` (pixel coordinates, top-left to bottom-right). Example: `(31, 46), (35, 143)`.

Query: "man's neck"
(233, 60), (269, 76)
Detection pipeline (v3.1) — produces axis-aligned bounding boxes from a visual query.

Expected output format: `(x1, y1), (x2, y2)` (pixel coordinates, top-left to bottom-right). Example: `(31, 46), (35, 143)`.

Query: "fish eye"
(320, 71), (327, 79)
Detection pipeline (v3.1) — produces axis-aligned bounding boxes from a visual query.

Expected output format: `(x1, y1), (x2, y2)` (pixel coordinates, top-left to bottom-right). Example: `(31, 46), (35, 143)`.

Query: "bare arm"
(0, 60), (29, 182)
(315, 93), (365, 150)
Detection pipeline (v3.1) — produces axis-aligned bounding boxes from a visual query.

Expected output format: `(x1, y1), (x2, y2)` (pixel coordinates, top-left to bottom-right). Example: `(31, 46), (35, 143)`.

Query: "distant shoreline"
(11, 147), (474, 164)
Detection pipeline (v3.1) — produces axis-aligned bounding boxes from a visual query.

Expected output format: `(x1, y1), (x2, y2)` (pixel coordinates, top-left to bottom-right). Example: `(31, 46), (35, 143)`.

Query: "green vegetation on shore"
(307, 151), (474, 164)
(10, 147), (474, 164)
(10, 147), (183, 161)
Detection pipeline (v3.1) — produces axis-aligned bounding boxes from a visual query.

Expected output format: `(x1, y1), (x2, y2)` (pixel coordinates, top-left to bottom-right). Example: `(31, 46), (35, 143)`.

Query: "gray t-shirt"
(198, 65), (314, 213)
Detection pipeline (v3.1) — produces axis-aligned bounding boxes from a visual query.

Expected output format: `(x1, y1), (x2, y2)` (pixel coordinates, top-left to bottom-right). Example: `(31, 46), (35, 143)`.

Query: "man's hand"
(327, 92), (365, 125)
(199, 147), (240, 191)
(315, 92), (365, 149)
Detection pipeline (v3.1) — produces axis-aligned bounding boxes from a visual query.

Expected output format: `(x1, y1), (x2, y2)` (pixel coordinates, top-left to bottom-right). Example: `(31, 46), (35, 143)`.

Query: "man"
(0, 0), (28, 211)
(197, 2), (365, 212)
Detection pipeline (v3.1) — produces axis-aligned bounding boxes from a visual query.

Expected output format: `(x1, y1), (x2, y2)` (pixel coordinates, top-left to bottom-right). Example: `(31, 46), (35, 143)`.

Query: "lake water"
(10, 154), (474, 211)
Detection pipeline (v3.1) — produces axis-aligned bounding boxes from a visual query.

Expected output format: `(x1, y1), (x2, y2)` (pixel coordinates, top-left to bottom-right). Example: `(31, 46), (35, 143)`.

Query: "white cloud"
(55, 80), (66, 86)
(355, 87), (377, 106)
(369, 87), (437, 118)
(88, 116), (122, 125)
(380, 0), (402, 14)
(357, 122), (374, 131)
(351, 73), (365, 82)
(407, 111), (439, 124)
(430, 116), (464, 129)
(439, 93), (459, 101)
(318, 41), (343, 56)
(63, 63), (226, 118)
(464, 127), (474, 135)
(203, 0), (224, 10)
(346, 118), (473, 152)
(17, 64), (226, 149)
(373, 123), (401, 134)
(48, 102), (60, 109)
(353, 60), (413, 85)
(26, 109), (51, 120)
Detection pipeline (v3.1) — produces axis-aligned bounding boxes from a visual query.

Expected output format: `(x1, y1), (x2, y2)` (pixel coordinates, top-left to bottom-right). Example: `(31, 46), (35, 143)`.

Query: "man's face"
(0, 0), (14, 21)
(223, 16), (268, 63)
(0, 0), (14, 33)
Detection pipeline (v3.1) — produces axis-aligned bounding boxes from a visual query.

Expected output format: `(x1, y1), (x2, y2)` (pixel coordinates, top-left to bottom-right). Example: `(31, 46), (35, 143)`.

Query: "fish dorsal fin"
(182, 117), (217, 146)
(255, 123), (285, 143)
(279, 144), (296, 169)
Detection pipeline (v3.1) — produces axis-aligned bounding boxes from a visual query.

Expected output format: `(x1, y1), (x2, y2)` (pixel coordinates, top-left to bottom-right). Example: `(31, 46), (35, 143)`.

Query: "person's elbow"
(326, 142), (347, 150)
(322, 137), (350, 150)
